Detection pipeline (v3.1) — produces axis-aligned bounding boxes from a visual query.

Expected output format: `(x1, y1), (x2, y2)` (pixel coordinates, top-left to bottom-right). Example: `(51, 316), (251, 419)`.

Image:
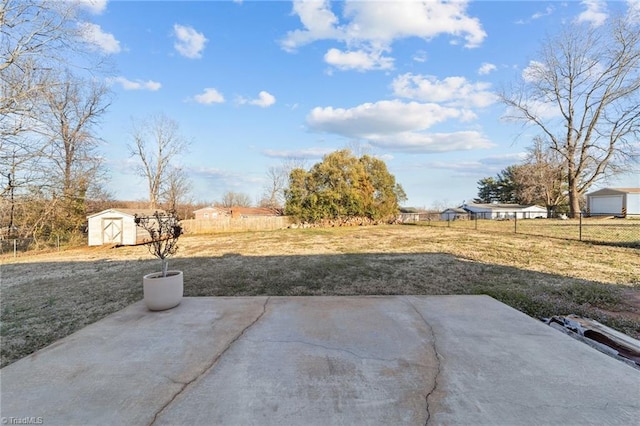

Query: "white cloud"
(239, 91), (276, 108)
(109, 77), (161, 91)
(193, 88), (225, 105)
(307, 100), (466, 138)
(577, 0), (608, 27)
(514, 6), (555, 26)
(427, 152), (526, 176)
(479, 152), (528, 165)
(324, 47), (393, 71)
(262, 147), (334, 159)
(306, 97), (494, 153)
(392, 73), (497, 108)
(478, 63), (496, 75)
(75, 0), (108, 14)
(412, 50), (428, 63)
(173, 24), (207, 59)
(79, 22), (120, 54)
(532, 6), (554, 20)
(281, 0), (486, 71)
(340, 0), (486, 48)
(254, 91), (276, 107)
(280, 0), (342, 52)
(366, 131), (495, 153)
(188, 166), (262, 187)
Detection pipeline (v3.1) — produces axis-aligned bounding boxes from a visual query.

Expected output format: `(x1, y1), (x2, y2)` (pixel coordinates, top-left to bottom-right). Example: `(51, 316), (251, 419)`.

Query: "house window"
(204, 213), (209, 219)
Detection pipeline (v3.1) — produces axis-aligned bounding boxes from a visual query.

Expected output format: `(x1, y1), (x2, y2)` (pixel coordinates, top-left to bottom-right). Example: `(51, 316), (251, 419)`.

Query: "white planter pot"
(143, 270), (183, 311)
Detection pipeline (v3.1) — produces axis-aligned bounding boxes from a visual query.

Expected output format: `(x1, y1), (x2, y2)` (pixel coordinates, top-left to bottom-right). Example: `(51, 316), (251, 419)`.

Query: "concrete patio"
(1, 295), (639, 425)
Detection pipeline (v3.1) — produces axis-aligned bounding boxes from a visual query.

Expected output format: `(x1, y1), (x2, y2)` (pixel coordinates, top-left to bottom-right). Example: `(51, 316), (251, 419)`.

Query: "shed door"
(102, 218), (123, 244)
(590, 195), (622, 214)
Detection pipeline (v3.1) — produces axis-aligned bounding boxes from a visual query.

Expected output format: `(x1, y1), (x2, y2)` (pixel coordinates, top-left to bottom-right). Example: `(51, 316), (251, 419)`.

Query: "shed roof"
(87, 208), (166, 219)
(586, 187), (640, 196)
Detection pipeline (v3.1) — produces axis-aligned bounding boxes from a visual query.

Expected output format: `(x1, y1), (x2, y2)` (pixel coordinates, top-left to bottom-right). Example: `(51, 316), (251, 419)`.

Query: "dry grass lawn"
(2, 225), (639, 368)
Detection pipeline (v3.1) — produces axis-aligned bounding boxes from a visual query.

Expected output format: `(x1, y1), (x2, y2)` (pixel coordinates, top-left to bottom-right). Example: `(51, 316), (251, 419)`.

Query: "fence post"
(475, 214), (478, 230)
(514, 215), (517, 233)
(447, 213), (451, 227)
(579, 212), (582, 241)
(13, 239), (17, 258)
(57, 235), (60, 251)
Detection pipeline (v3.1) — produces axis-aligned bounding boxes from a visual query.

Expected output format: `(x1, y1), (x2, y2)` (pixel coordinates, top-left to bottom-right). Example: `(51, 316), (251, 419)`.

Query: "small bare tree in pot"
(134, 211), (184, 311)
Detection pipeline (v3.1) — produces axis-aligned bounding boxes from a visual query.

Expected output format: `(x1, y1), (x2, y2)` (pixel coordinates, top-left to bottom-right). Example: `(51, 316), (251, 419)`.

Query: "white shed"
(586, 188), (640, 217)
(87, 209), (159, 246)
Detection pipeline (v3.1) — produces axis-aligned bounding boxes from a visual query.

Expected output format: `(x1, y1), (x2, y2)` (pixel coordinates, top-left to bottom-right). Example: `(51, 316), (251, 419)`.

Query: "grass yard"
(425, 217), (640, 246)
(1, 225), (639, 368)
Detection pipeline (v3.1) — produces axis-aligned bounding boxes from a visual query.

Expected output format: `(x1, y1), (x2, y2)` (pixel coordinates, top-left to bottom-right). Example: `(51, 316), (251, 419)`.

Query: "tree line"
(1, 0), (113, 243)
(0, 1), (193, 245)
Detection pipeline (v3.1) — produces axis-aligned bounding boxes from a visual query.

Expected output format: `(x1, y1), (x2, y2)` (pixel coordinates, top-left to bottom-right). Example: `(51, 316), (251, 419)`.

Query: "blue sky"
(78, 0), (640, 208)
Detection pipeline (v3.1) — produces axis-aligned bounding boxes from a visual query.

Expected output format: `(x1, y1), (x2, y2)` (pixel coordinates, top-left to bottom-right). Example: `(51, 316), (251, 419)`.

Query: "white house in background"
(461, 203), (548, 219)
(87, 209), (160, 246)
(586, 188), (640, 217)
(440, 207), (468, 221)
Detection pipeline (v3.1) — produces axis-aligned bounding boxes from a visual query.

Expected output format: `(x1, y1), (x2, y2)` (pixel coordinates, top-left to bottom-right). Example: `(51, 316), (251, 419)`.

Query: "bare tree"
(0, 0), (103, 138)
(1, 0), (74, 185)
(161, 166), (192, 212)
(36, 73), (110, 232)
(40, 74), (109, 195)
(1, 0), (113, 241)
(512, 139), (567, 216)
(260, 166), (286, 209)
(260, 157), (308, 209)
(0, 0), (79, 72)
(129, 114), (190, 209)
(344, 140), (371, 157)
(219, 191), (252, 208)
(500, 14), (640, 217)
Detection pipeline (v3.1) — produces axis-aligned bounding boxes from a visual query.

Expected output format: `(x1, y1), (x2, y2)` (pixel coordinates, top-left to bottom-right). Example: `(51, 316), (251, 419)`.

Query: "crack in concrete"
(404, 298), (442, 426)
(160, 374), (187, 386)
(148, 296), (271, 426)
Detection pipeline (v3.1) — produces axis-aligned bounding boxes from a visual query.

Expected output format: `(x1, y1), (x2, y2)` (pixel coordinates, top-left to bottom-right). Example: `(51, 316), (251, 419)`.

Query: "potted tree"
(134, 211), (184, 311)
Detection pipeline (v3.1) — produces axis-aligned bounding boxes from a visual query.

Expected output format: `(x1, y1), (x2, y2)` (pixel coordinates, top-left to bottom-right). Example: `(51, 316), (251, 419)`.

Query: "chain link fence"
(413, 212), (639, 247)
(0, 235), (87, 257)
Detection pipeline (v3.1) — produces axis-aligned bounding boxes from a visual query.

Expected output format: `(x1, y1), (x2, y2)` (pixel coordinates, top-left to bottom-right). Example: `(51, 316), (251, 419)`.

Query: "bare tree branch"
(129, 114), (190, 209)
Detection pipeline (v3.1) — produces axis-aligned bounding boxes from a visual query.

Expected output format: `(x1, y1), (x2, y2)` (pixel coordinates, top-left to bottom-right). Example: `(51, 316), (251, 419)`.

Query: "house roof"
(586, 187), (640, 196)
(193, 207), (226, 213)
(442, 207), (467, 214)
(463, 203), (546, 211)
